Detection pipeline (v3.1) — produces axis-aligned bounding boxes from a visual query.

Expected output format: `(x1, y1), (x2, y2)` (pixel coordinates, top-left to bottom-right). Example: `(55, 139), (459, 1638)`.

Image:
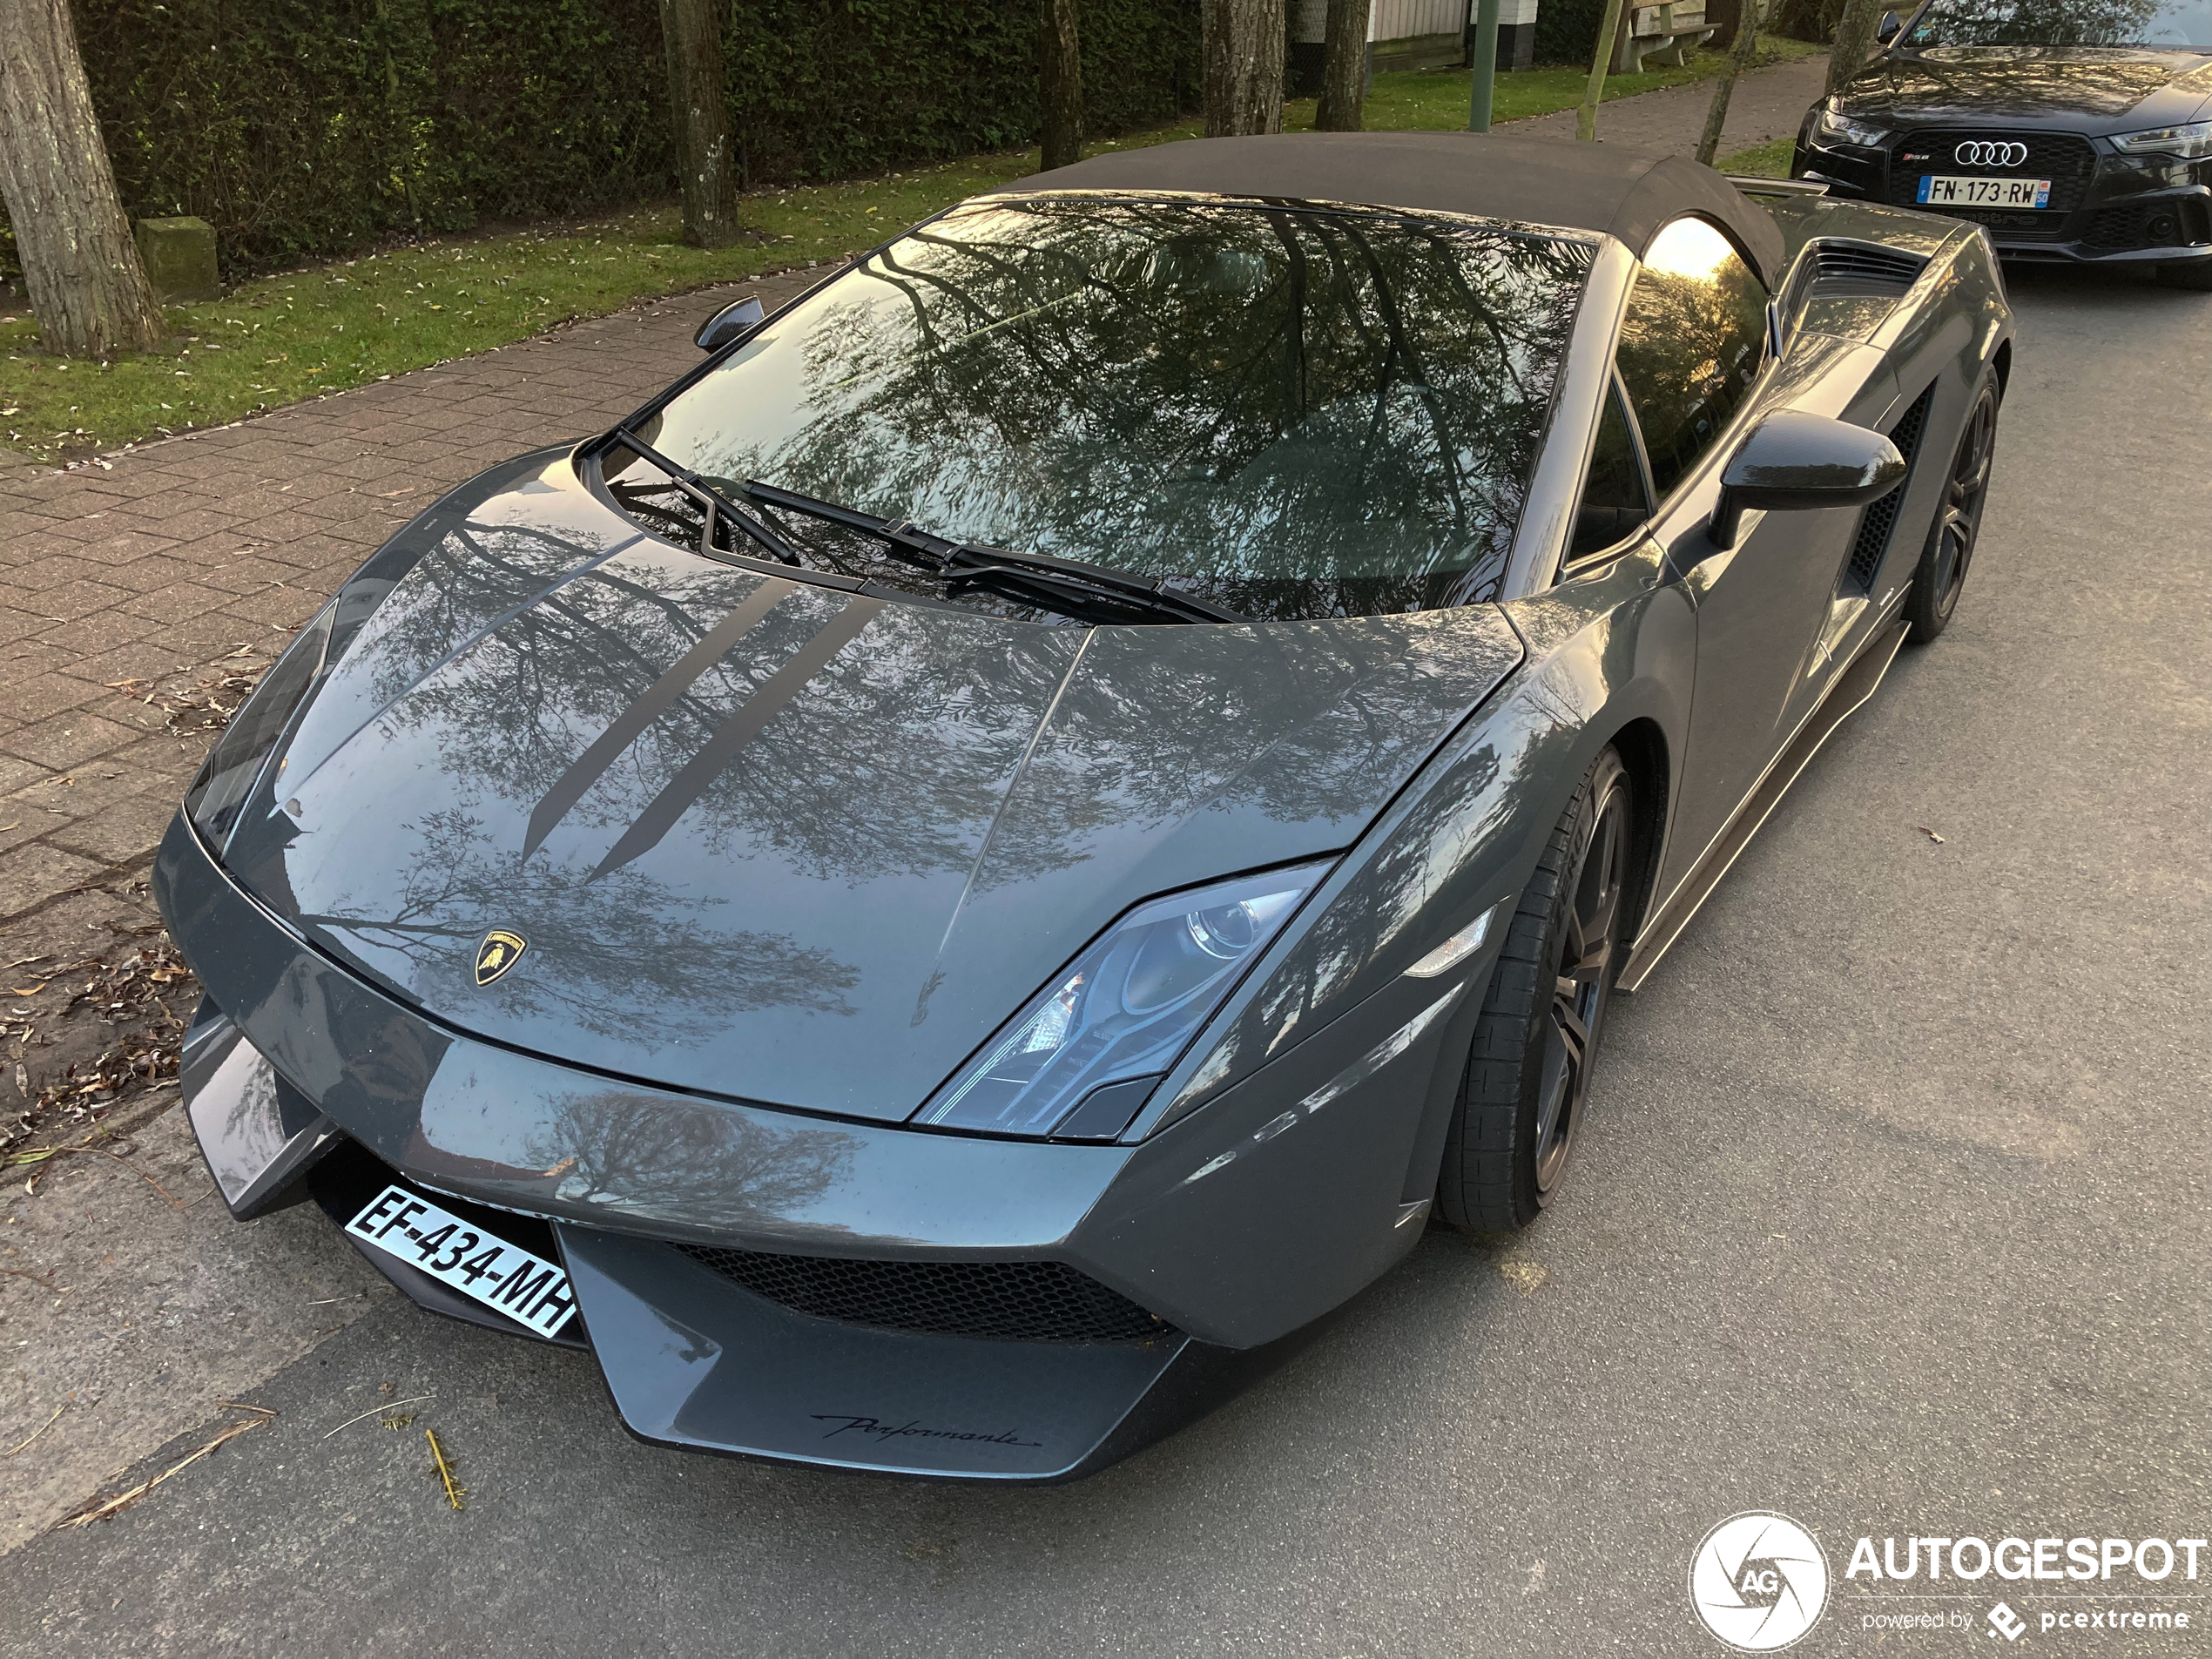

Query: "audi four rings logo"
(1955, 140), (2028, 167)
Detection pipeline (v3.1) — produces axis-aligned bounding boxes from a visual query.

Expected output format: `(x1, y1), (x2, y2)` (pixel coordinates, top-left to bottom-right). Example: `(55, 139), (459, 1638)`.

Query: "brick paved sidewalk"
(1512, 51), (1829, 152)
(0, 267), (829, 930)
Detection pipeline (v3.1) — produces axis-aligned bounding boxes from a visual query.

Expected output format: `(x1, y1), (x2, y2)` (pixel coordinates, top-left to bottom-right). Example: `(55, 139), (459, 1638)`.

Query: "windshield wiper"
(739, 480), (1245, 625)
(599, 427), (806, 568)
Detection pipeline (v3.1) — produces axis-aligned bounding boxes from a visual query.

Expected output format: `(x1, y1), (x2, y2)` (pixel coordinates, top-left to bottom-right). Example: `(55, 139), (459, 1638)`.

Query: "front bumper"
(1795, 131), (2212, 266)
(156, 809), (1474, 1480)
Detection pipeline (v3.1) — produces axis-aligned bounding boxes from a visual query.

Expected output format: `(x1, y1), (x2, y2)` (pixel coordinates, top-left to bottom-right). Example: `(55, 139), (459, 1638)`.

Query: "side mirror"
(694, 295), (765, 353)
(1712, 410), (1905, 549)
(1876, 10), (1904, 44)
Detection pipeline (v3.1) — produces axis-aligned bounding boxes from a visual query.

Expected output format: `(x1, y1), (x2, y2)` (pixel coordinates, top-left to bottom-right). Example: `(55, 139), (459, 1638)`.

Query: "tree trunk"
(1575, 0), (1631, 141)
(1204, 0), (1285, 138)
(1314, 0), (1371, 132)
(658, 0), (741, 249)
(1695, 0), (1766, 165)
(0, 0), (165, 359)
(1040, 0), (1084, 172)
(1827, 0), (1881, 96)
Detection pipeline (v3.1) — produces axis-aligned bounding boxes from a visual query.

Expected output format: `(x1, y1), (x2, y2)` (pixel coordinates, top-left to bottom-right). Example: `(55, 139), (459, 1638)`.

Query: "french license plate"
(347, 1184), (577, 1338)
(1918, 175), (2052, 208)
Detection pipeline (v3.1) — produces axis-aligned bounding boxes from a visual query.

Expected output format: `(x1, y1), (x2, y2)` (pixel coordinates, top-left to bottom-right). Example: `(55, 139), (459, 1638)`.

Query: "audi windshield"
(616, 198), (1594, 622)
(1905, 1), (2212, 50)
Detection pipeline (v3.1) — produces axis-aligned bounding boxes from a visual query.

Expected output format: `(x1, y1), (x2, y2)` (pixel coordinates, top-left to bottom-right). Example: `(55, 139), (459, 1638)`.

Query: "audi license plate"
(1918, 175), (2052, 209)
(347, 1184), (577, 1337)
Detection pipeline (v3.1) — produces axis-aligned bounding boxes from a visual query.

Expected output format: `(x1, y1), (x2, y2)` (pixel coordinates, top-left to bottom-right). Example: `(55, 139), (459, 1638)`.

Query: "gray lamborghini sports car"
(157, 132), (2013, 1481)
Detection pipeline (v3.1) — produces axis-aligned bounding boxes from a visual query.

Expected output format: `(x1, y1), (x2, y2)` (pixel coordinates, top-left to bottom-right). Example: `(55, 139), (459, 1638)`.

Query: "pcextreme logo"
(1689, 1512), (1831, 1651)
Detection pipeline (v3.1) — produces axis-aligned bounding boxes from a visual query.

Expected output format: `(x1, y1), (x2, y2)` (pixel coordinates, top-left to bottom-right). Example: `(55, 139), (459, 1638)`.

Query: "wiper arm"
(600, 427), (806, 567)
(740, 480), (1244, 625)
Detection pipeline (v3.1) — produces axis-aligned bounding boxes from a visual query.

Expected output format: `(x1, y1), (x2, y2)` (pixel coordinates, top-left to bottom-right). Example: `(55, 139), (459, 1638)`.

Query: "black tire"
(1436, 745), (1632, 1234)
(2157, 261), (2212, 292)
(1903, 372), (2000, 644)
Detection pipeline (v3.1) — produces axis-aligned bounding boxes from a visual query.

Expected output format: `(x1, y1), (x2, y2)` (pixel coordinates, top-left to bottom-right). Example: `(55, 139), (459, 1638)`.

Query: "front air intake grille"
(1844, 381), (1936, 593)
(2083, 201), (2205, 250)
(1810, 241), (1926, 295)
(673, 1244), (1178, 1344)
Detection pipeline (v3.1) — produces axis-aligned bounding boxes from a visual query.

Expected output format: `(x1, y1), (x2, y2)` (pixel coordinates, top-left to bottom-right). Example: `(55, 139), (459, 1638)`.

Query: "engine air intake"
(1810, 241), (1926, 294)
(1844, 381), (1937, 593)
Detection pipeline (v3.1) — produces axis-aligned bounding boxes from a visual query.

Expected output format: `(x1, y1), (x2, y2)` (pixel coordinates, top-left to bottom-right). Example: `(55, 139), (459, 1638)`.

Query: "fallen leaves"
(3, 1138), (186, 1210)
(5, 1395), (73, 1456)
(321, 1394), (436, 1440)
(1919, 826), (1947, 844)
(146, 665), (266, 738)
(55, 1405), (275, 1528)
(3, 941), (197, 1157)
(425, 1427), (466, 1511)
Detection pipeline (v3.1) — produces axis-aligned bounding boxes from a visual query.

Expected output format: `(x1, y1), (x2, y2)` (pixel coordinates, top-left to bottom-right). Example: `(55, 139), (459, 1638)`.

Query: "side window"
(1568, 378), (1650, 562)
(1615, 218), (1770, 498)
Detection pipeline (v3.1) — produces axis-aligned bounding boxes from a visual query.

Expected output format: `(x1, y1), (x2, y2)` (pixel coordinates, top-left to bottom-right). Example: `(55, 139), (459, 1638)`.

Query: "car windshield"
(1905, 0), (2212, 50)
(630, 198), (1593, 621)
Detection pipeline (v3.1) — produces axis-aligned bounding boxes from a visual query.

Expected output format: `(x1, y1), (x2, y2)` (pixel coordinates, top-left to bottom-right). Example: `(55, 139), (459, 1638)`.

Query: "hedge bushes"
(2, 0), (1197, 286)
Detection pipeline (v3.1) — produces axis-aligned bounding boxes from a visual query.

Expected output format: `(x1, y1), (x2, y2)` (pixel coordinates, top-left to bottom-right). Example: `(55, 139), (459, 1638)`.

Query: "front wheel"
(1903, 373), (2000, 644)
(1435, 746), (1632, 1233)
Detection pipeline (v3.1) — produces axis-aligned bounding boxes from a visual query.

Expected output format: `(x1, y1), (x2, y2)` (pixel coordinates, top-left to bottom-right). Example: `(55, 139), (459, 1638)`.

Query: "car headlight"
(915, 860), (1333, 1140)
(184, 600), (336, 845)
(1813, 105), (1889, 149)
(2114, 119), (2212, 160)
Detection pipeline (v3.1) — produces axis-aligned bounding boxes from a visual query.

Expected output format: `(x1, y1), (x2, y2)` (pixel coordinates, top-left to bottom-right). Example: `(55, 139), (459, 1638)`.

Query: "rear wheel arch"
(1991, 339), (2013, 402)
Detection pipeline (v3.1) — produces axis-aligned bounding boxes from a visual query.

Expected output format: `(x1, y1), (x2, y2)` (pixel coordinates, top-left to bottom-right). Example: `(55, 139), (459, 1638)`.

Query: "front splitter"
(556, 1224), (1329, 1484)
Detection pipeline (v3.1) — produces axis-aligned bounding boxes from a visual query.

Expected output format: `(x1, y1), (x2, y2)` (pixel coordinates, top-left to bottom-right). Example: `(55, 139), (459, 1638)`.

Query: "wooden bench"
(1615, 3), (1714, 73)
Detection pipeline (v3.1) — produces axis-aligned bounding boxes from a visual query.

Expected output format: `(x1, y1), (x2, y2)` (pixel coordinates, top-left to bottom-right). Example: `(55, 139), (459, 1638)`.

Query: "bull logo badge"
(475, 929), (528, 988)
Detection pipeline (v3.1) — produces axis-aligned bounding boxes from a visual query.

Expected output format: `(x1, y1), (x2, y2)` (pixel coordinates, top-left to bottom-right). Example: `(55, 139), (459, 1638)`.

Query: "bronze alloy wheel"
(1437, 745), (1633, 1232)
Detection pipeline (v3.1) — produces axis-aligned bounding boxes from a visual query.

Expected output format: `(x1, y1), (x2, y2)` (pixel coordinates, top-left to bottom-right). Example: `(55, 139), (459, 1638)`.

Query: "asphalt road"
(5, 262), (2208, 1659)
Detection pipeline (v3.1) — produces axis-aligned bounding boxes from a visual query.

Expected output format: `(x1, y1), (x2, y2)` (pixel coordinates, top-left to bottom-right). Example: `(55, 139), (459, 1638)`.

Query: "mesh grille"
(673, 1244), (1177, 1344)
(1888, 130), (2097, 235)
(2083, 202), (2202, 251)
(1845, 381), (1936, 593)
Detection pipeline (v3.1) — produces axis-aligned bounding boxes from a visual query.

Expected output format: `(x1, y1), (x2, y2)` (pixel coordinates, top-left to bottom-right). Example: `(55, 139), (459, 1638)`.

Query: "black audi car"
(1794, 0), (2212, 287)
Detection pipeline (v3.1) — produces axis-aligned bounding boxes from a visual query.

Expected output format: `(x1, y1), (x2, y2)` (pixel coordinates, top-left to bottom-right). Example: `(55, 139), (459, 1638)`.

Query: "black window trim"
(1615, 212), (1778, 529)
(1558, 368), (1659, 578)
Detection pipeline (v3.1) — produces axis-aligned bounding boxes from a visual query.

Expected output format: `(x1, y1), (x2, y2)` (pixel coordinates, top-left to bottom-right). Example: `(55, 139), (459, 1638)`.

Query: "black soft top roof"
(992, 131), (1788, 290)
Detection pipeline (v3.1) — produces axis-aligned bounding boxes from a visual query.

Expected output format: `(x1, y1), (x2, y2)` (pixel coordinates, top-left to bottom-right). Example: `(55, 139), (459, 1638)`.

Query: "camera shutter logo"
(1955, 140), (2028, 168)
(1688, 1512), (1831, 1651)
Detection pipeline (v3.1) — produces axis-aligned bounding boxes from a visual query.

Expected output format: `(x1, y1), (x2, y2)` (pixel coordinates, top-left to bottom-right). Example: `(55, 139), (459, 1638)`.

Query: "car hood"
(1837, 46), (2212, 132)
(215, 451), (1524, 1123)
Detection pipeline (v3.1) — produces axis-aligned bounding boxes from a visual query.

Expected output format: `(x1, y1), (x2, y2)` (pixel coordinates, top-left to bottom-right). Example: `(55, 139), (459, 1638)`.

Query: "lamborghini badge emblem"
(474, 929), (527, 988)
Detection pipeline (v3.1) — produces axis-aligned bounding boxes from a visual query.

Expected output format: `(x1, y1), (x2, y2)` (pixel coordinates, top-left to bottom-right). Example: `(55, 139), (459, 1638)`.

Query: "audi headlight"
(2114, 119), (2212, 160)
(184, 600), (336, 845)
(915, 861), (1332, 1141)
(1813, 105), (1889, 149)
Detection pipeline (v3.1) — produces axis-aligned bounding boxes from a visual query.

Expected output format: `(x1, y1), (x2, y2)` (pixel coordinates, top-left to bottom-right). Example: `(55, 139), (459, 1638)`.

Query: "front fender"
(1130, 540), (1696, 1152)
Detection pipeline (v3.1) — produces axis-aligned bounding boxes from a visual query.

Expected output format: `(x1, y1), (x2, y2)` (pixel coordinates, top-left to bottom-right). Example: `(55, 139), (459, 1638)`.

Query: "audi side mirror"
(1712, 411), (1905, 550)
(695, 295), (765, 353)
(1876, 10), (1904, 44)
